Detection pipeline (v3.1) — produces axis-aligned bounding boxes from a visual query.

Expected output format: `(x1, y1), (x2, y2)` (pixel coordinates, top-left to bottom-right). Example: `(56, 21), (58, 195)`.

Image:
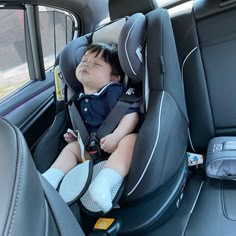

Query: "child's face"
(76, 50), (119, 92)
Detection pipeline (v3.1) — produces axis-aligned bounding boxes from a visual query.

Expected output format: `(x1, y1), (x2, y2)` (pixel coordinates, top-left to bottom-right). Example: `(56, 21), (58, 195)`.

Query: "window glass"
(0, 9), (30, 100)
(38, 6), (75, 70)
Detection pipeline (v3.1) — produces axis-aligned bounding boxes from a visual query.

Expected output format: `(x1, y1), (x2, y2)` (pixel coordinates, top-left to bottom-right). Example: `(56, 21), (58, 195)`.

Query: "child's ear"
(111, 75), (121, 82)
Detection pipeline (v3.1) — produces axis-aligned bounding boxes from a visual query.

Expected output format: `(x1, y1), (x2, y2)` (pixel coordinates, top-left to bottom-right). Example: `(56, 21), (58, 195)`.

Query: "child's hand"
(64, 129), (78, 143)
(100, 133), (119, 153)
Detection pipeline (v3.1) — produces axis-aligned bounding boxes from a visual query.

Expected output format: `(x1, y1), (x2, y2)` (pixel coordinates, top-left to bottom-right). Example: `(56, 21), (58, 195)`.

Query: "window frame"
(37, 6), (80, 71)
(0, 3), (80, 102)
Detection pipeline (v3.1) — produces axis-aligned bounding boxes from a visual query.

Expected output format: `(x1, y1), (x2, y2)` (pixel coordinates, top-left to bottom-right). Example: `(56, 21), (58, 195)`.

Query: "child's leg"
(52, 141), (82, 173)
(103, 133), (137, 176)
(89, 133), (137, 212)
(43, 141), (89, 189)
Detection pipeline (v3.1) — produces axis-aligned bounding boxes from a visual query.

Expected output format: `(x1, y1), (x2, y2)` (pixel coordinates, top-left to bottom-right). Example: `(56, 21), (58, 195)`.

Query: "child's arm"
(100, 112), (139, 153)
(113, 112), (139, 139)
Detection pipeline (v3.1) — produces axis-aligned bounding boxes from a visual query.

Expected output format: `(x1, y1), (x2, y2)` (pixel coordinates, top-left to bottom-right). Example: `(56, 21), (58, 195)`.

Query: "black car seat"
(0, 117), (85, 236)
(58, 6), (189, 235)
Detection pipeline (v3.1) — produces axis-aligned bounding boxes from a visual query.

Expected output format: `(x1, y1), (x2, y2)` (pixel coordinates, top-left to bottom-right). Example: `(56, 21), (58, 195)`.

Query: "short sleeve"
(106, 84), (125, 111)
(127, 106), (139, 114)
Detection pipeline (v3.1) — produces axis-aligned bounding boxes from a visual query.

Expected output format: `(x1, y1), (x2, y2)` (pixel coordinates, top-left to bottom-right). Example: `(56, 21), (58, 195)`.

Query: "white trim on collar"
(94, 82), (116, 96)
(79, 82), (120, 97)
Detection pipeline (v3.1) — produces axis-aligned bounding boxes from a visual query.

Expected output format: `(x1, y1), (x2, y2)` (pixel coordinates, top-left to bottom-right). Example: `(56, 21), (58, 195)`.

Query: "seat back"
(0, 117), (84, 236)
(171, 0), (236, 152)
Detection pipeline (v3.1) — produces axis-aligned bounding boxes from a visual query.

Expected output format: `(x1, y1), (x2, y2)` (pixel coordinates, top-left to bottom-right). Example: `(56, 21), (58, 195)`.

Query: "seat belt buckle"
(87, 133), (102, 163)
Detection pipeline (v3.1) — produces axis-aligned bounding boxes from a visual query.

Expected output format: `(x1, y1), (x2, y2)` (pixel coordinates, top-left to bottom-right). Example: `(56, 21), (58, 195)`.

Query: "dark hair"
(85, 43), (124, 79)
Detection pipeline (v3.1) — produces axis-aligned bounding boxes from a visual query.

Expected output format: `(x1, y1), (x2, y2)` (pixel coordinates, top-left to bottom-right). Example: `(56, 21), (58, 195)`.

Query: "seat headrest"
(60, 13), (146, 92)
(93, 17), (127, 44)
(109, 0), (157, 20)
(118, 13), (146, 80)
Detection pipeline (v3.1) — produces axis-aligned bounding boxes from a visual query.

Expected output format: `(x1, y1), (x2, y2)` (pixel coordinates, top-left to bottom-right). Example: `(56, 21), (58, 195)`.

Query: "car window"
(0, 9), (30, 100)
(38, 6), (77, 70)
(0, 5), (79, 101)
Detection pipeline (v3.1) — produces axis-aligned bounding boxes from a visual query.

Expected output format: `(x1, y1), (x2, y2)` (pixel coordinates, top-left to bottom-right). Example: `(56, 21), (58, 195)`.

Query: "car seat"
(0, 117), (85, 236)
(57, 8), (189, 235)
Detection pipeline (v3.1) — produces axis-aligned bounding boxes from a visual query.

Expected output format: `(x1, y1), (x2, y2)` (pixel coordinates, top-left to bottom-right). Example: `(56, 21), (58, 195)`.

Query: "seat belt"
(96, 101), (139, 139)
(69, 102), (90, 146)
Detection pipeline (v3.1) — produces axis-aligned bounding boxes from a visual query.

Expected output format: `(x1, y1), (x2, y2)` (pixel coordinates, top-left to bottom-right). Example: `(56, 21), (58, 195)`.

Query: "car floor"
(147, 171), (236, 236)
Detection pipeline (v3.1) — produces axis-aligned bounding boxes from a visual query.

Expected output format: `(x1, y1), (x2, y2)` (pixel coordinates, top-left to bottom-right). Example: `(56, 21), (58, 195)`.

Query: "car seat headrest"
(60, 35), (90, 92)
(60, 13), (146, 92)
(109, 0), (157, 20)
(118, 13), (146, 81)
(93, 17), (126, 44)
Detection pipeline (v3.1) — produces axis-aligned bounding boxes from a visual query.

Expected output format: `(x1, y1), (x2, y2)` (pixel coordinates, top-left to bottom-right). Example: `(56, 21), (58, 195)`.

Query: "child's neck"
(83, 87), (99, 95)
(83, 83), (113, 95)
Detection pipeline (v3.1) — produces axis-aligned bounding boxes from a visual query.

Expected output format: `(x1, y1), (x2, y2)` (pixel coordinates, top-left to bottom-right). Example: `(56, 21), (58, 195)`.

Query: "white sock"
(42, 168), (65, 189)
(88, 168), (123, 213)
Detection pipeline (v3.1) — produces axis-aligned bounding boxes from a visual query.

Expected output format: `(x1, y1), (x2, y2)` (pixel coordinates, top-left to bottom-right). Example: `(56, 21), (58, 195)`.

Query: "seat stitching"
(7, 131), (24, 236)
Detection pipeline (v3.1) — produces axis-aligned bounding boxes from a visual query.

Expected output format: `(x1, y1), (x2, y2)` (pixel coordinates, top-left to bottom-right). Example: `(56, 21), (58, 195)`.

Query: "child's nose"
(83, 62), (91, 68)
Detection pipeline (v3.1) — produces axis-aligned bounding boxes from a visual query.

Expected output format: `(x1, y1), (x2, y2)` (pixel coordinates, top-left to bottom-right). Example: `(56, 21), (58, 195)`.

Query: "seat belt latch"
(87, 132), (102, 163)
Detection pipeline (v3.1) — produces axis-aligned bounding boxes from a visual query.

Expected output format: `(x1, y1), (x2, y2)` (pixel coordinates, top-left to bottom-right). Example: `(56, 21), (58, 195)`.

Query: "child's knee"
(64, 141), (80, 154)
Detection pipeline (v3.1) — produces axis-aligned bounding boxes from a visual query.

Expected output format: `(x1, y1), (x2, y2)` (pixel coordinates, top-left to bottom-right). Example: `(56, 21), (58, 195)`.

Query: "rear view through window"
(0, 5), (78, 101)
(0, 9), (30, 100)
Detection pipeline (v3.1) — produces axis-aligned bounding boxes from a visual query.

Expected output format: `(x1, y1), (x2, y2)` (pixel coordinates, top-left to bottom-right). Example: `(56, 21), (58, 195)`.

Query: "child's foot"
(88, 168), (123, 213)
(89, 180), (113, 213)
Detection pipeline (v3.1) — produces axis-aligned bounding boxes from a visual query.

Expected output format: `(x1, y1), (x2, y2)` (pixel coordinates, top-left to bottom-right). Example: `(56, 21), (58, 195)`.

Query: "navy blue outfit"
(75, 83), (127, 134)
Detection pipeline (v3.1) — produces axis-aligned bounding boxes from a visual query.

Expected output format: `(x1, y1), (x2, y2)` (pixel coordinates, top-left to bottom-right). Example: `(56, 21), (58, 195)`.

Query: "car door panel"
(0, 71), (56, 149)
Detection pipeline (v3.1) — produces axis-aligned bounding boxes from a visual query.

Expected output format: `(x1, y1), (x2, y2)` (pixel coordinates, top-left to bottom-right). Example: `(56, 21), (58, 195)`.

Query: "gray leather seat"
(0, 117), (84, 236)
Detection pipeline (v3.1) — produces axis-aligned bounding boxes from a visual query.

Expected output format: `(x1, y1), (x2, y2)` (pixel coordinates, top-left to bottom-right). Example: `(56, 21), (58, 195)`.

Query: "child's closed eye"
(95, 63), (102, 67)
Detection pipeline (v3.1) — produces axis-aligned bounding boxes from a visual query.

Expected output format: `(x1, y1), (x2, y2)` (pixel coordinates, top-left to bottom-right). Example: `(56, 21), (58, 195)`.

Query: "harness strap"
(69, 102), (90, 146)
(96, 101), (139, 140)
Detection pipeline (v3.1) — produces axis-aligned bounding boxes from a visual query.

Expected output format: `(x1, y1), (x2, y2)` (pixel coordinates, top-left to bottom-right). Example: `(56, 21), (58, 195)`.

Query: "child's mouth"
(81, 69), (88, 74)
